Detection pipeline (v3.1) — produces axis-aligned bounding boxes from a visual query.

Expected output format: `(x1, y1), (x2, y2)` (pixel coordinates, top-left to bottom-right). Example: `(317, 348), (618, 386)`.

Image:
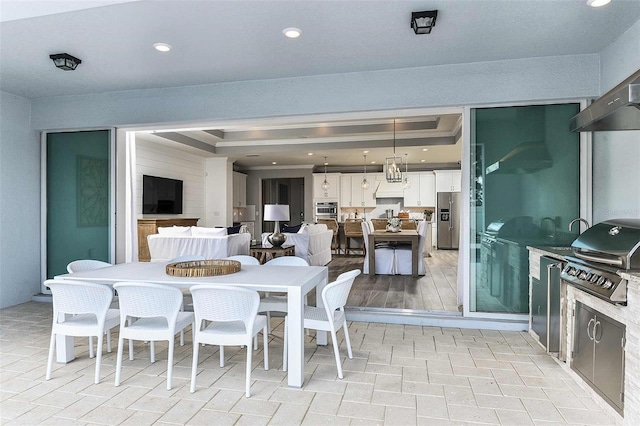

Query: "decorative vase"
(386, 225), (401, 233)
(268, 232), (287, 247)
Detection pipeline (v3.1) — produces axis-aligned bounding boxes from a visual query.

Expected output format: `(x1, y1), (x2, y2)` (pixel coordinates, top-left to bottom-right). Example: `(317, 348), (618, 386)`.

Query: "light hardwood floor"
(328, 250), (460, 312)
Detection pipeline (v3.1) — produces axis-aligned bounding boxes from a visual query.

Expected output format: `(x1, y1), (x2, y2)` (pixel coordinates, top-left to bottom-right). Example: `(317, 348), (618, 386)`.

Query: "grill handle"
(574, 251), (624, 267)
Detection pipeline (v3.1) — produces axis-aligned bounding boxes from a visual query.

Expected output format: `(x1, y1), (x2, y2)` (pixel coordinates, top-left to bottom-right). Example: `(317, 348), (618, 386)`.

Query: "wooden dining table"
(368, 230), (420, 277)
(55, 262), (328, 388)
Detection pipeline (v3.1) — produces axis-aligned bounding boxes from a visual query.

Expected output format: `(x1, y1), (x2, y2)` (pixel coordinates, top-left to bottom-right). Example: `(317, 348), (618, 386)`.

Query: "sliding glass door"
(470, 104), (580, 313)
(44, 130), (113, 281)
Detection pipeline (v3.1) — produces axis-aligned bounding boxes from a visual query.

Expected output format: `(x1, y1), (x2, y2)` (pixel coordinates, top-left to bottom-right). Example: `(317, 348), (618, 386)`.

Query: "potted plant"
(387, 217), (402, 232)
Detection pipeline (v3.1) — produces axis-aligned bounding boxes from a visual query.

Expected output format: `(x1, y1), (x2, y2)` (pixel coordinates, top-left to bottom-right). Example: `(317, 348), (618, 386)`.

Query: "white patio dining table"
(54, 261), (329, 388)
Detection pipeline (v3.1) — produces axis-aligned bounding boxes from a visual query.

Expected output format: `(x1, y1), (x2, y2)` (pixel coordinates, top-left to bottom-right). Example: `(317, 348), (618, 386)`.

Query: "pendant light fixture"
(321, 157), (330, 192)
(361, 154), (369, 189)
(385, 119), (404, 183)
(403, 153), (411, 189)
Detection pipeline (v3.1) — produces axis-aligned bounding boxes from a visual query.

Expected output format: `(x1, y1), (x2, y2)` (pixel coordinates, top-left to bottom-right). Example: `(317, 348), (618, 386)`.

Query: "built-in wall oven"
(315, 202), (338, 222)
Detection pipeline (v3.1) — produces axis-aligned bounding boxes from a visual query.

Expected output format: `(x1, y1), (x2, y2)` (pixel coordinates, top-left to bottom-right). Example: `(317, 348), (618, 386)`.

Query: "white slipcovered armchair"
(394, 220), (428, 276)
(361, 221), (395, 274)
(261, 223), (333, 266)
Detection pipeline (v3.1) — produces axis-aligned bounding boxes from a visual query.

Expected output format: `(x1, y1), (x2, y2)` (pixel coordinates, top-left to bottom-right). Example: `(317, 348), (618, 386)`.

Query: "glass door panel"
(470, 104), (580, 313)
(46, 130), (112, 279)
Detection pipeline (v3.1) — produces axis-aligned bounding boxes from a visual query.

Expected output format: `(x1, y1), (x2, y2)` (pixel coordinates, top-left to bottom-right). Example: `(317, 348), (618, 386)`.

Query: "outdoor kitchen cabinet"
(531, 256), (563, 353)
(572, 301), (625, 415)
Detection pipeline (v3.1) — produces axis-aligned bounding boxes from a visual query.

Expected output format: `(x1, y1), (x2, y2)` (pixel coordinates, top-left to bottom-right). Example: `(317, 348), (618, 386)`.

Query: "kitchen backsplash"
(340, 199), (434, 221)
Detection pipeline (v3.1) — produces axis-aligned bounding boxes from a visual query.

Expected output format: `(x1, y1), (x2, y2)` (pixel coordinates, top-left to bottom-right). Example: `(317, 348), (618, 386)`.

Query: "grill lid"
(570, 219), (640, 270)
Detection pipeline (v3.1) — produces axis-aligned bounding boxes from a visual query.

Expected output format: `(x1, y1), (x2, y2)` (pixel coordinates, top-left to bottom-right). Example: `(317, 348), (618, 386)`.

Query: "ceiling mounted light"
(49, 53), (81, 71)
(587, 0), (611, 7)
(153, 43), (172, 52)
(283, 27), (302, 38)
(321, 157), (330, 193)
(411, 10), (438, 34)
(385, 120), (404, 183)
(361, 154), (369, 190)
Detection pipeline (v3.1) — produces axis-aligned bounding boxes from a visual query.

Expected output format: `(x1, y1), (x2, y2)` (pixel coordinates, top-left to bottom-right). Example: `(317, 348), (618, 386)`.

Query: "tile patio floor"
(0, 301), (617, 425)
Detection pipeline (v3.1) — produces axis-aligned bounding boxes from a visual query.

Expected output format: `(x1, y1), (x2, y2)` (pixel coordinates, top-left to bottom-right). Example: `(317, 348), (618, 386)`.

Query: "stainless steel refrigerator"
(437, 192), (461, 249)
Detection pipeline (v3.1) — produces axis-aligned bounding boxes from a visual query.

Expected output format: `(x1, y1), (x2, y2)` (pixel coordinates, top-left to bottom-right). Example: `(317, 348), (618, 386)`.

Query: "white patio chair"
(65, 259), (117, 356)
(361, 221), (396, 274)
(259, 256), (309, 331)
(298, 269), (361, 379)
(225, 255), (260, 265)
(45, 279), (120, 384)
(169, 255), (206, 262)
(113, 282), (195, 390)
(394, 220), (428, 275)
(169, 255), (205, 342)
(66, 259), (111, 273)
(189, 285), (268, 397)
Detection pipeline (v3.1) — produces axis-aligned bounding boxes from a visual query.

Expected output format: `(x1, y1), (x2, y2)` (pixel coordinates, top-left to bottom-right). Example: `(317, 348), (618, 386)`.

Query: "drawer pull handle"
(587, 318), (595, 341)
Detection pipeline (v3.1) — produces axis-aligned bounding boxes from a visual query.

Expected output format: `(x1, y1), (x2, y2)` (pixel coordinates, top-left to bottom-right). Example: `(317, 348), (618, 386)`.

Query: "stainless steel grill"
(561, 219), (640, 305)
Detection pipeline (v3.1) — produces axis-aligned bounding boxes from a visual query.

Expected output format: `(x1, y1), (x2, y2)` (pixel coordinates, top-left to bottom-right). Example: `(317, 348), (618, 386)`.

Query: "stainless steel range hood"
(570, 69), (640, 132)
(485, 141), (552, 175)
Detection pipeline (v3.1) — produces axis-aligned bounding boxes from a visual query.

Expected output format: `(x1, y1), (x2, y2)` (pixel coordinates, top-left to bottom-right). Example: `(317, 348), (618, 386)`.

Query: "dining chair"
(259, 256), (310, 360)
(66, 259), (116, 355)
(296, 269), (361, 379)
(225, 255), (261, 265)
(370, 218), (388, 231)
(361, 221), (395, 275)
(394, 220), (428, 275)
(113, 282), (195, 390)
(189, 285), (268, 397)
(344, 219), (365, 255)
(45, 279), (120, 384)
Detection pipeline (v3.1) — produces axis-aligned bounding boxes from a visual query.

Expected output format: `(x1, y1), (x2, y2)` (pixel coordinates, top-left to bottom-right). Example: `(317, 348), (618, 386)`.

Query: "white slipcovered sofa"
(147, 226), (250, 262)
(261, 223), (333, 266)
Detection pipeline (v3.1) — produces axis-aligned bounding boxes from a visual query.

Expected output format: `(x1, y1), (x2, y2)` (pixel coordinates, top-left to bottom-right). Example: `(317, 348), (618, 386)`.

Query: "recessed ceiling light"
(308, 152), (313, 156)
(272, 161), (277, 165)
(283, 27), (302, 38)
(422, 148), (429, 151)
(587, 0), (611, 6)
(363, 150), (369, 154)
(153, 43), (172, 52)
(371, 161), (376, 164)
(421, 159), (426, 162)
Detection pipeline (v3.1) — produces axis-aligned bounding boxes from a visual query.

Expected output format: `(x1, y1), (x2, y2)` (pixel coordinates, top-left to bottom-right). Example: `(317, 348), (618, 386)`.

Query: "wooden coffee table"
(250, 244), (295, 264)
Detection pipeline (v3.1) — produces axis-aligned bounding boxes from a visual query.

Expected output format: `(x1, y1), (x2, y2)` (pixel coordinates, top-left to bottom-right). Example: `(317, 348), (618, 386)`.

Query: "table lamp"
(264, 204), (290, 247)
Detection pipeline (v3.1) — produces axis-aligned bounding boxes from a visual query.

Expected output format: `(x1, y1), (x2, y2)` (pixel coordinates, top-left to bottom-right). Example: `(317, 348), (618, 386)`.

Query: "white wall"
(135, 136), (206, 223)
(204, 157), (234, 227)
(0, 91), (40, 308)
(593, 18), (640, 223)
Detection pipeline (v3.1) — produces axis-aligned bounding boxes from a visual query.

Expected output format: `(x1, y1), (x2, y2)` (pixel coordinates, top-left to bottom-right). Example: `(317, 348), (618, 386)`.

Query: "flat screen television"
(142, 175), (183, 214)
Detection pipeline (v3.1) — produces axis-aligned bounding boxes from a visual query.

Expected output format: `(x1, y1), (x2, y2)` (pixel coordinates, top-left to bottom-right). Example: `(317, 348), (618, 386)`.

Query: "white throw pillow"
(157, 226), (192, 236)
(191, 226), (227, 237)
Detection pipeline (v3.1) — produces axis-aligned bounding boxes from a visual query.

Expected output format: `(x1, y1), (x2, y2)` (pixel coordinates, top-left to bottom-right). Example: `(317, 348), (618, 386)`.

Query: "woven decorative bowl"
(166, 259), (241, 277)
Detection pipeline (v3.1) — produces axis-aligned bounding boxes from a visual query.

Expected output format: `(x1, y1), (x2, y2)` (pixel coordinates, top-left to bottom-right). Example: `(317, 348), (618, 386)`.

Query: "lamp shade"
(264, 204), (290, 222)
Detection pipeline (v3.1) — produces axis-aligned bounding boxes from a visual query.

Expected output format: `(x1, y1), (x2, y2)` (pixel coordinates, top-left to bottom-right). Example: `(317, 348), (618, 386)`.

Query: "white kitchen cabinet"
(233, 172), (247, 207)
(403, 172), (436, 207)
(340, 174), (376, 208)
(313, 173), (340, 201)
(435, 170), (462, 193)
